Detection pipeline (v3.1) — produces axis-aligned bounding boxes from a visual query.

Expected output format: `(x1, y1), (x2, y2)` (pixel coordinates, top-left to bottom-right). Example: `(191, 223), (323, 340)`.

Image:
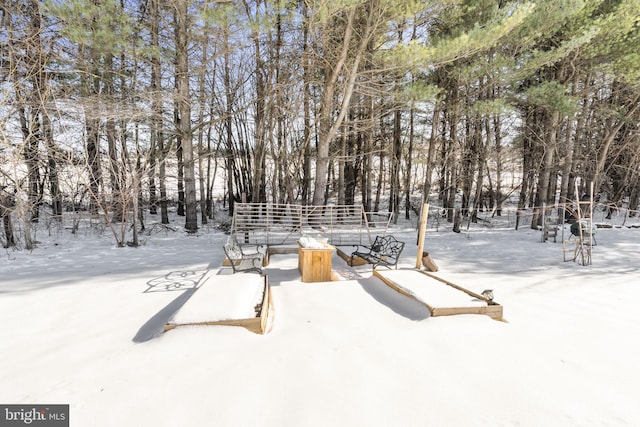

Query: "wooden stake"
(415, 203), (429, 269)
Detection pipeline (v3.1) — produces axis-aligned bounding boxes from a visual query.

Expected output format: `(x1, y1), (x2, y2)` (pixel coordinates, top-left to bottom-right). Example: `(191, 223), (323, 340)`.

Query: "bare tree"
(172, 0), (198, 232)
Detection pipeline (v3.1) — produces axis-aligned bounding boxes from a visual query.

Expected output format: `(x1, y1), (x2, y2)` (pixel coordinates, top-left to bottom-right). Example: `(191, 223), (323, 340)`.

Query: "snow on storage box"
(165, 270), (271, 334)
(373, 269), (503, 321)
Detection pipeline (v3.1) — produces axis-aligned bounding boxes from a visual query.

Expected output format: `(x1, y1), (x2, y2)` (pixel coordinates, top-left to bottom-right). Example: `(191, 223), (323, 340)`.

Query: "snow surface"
(1, 215), (640, 427)
(170, 271), (265, 324)
(375, 269), (488, 307)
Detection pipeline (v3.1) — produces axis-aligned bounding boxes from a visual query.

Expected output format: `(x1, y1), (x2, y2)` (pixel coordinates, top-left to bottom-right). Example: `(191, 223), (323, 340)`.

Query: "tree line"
(1, 0), (639, 248)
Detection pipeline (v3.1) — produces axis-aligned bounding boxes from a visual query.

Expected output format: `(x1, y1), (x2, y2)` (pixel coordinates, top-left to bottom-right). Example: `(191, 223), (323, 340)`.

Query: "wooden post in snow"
(415, 203), (429, 269)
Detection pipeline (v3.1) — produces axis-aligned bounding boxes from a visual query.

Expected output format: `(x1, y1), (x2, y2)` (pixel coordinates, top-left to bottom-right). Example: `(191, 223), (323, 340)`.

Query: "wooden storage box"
(297, 241), (336, 282)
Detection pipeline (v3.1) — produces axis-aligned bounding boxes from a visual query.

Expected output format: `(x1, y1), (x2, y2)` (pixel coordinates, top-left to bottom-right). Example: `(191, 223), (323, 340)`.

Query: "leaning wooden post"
(415, 203), (429, 269)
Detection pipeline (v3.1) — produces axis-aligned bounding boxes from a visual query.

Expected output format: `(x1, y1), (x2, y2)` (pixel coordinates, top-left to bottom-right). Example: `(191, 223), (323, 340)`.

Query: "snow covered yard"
(1, 221), (640, 426)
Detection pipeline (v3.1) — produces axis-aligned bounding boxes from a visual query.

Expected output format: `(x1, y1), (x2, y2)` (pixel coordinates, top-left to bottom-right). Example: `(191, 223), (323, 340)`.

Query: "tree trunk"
(423, 97), (441, 204)
(404, 102), (415, 220)
(1, 192), (16, 248)
(148, 0), (166, 222)
(299, 2), (313, 205)
(104, 53), (125, 222)
(516, 105), (534, 229)
(222, 25), (236, 216)
(593, 93), (640, 192)
(312, 6), (371, 207)
(532, 109), (559, 229)
(472, 117), (486, 222)
(44, 113), (61, 217)
(197, 30), (209, 225)
(391, 107), (402, 222)
(18, 106), (41, 223)
(492, 109), (503, 216)
(246, 0), (268, 204)
(174, 0), (197, 232)
(338, 124), (347, 206)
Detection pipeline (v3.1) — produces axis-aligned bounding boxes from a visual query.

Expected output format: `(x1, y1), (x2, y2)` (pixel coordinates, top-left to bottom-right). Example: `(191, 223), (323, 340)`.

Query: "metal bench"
(223, 235), (265, 273)
(350, 235), (405, 269)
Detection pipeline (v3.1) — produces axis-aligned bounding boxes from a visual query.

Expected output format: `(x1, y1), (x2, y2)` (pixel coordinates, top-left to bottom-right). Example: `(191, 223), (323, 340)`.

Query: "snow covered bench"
(350, 235), (405, 269)
(223, 235), (265, 273)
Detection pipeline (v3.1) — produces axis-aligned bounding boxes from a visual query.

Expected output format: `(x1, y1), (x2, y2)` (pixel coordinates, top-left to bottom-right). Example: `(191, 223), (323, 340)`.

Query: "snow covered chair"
(223, 235), (265, 274)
